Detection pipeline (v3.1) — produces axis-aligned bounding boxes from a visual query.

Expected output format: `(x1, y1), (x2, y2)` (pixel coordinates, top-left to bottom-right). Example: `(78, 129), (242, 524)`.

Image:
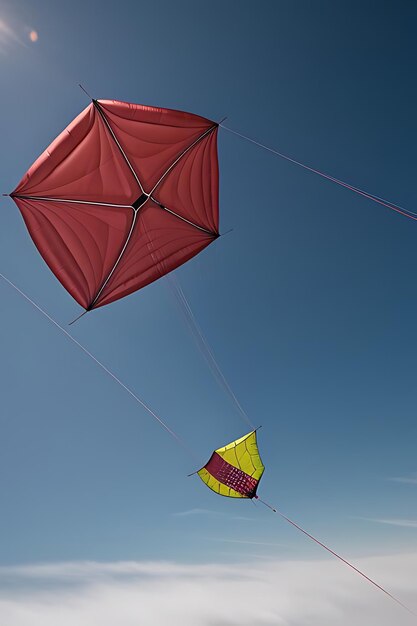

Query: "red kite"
(11, 99), (219, 312)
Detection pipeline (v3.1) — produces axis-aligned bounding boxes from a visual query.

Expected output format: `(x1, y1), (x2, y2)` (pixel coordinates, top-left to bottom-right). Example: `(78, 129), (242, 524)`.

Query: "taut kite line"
(220, 124), (417, 222)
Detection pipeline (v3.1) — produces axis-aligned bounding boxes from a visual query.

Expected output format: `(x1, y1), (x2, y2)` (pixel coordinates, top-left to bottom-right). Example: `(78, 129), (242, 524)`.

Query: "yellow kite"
(197, 430), (264, 499)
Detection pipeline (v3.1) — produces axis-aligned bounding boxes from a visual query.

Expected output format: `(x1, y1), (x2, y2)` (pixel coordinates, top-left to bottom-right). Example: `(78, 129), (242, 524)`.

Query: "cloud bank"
(0, 553), (416, 625)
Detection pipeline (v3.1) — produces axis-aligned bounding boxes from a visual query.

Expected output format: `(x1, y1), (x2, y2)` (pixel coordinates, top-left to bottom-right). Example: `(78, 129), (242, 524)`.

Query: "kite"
(196, 429), (264, 499)
(9, 98), (220, 315)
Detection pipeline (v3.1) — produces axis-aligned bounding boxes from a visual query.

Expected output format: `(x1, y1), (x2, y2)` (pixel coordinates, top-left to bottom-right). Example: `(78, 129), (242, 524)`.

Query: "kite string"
(166, 273), (255, 429)
(0, 272), (198, 462)
(220, 124), (417, 222)
(255, 496), (415, 617)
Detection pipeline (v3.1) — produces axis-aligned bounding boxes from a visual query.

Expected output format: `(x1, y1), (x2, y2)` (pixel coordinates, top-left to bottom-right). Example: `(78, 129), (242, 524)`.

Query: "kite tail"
(220, 125), (417, 222)
(166, 273), (255, 429)
(0, 272), (198, 462)
(254, 496), (415, 617)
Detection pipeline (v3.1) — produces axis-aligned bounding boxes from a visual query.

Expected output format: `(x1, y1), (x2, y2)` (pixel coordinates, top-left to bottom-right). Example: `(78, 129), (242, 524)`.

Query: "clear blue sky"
(1, 0), (417, 571)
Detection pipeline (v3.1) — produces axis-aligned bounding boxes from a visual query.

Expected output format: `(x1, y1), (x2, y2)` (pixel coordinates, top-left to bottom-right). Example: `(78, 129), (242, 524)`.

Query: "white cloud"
(390, 476), (417, 485)
(173, 508), (254, 521)
(173, 508), (224, 517)
(359, 518), (417, 529)
(213, 538), (285, 547)
(0, 554), (416, 625)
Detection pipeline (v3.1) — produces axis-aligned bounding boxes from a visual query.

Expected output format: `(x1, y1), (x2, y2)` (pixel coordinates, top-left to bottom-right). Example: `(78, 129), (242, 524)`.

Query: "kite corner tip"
(68, 308), (89, 326)
(78, 83), (94, 101)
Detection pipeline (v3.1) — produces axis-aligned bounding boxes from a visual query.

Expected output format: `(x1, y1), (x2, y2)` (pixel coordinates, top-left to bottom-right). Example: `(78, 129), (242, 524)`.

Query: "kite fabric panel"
(197, 430), (265, 499)
(11, 99), (220, 311)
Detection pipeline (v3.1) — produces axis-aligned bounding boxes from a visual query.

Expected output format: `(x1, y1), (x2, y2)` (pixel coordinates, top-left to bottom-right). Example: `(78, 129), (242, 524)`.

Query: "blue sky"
(0, 1), (417, 622)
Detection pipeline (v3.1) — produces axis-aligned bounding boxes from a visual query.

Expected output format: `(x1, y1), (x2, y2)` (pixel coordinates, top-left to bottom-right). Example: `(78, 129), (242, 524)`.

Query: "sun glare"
(29, 30), (38, 42)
